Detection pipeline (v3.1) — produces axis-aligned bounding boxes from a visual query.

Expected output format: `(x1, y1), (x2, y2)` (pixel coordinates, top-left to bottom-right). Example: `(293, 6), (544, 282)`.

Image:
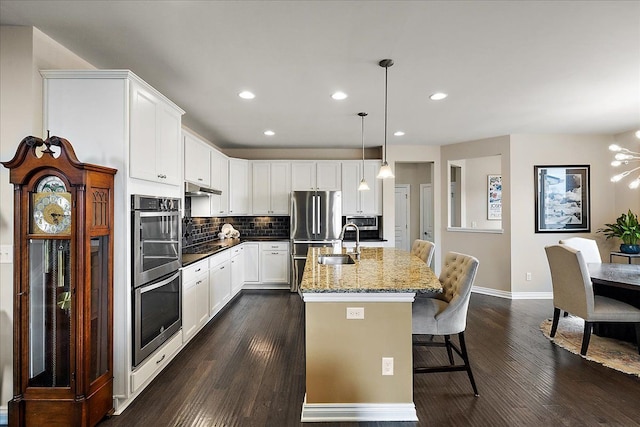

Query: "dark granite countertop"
(181, 236), (289, 267)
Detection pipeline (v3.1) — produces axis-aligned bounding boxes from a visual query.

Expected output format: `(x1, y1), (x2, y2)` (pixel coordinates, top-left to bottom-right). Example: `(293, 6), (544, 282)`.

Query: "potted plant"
(598, 209), (640, 254)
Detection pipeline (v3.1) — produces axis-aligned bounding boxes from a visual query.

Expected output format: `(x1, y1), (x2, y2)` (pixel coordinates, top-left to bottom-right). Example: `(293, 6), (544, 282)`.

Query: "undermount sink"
(318, 254), (355, 265)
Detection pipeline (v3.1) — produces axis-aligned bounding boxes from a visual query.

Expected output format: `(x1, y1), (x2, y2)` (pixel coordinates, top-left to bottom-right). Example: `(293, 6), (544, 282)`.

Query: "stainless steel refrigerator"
(290, 190), (342, 292)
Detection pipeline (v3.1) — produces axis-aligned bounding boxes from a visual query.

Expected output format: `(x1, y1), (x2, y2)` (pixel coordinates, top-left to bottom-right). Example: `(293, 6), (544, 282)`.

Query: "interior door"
(420, 184), (434, 242)
(394, 185), (410, 251)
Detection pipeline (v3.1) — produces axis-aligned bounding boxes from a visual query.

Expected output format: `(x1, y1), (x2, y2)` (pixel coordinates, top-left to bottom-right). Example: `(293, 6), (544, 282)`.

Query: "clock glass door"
(28, 238), (71, 388)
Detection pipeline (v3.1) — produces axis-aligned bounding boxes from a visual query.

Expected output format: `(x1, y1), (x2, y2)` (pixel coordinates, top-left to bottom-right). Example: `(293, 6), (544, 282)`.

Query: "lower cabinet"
(260, 241), (289, 284)
(209, 251), (231, 317)
(131, 330), (183, 393)
(244, 242), (260, 283)
(230, 244), (245, 296)
(181, 259), (210, 344)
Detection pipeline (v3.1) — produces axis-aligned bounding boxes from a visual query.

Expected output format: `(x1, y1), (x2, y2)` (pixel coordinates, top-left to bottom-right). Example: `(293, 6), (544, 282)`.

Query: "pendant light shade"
(377, 59), (394, 179)
(358, 112), (370, 191)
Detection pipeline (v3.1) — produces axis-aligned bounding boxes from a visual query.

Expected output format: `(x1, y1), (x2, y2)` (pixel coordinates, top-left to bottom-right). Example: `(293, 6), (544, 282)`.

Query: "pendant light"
(377, 59), (395, 179)
(357, 112), (370, 191)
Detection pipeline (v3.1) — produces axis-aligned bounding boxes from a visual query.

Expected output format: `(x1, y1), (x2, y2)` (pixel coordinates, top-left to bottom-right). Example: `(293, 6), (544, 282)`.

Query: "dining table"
(588, 262), (640, 343)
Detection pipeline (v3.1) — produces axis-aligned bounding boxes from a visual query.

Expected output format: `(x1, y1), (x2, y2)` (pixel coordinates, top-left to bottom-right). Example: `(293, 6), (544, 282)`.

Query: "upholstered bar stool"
(411, 239), (435, 266)
(412, 251), (480, 396)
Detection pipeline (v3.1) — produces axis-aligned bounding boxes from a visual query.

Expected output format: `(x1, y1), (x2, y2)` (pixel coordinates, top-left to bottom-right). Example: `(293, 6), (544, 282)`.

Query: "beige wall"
(510, 134), (622, 294)
(0, 25), (94, 416)
(305, 301), (413, 403)
(463, 155), (502, 230)
(440, 136), (511, 293)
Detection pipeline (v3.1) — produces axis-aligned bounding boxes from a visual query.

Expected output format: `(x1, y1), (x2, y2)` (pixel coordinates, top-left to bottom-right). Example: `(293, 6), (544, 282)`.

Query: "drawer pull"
(195, 268), (201, 273)
(156, 354), (166, 364)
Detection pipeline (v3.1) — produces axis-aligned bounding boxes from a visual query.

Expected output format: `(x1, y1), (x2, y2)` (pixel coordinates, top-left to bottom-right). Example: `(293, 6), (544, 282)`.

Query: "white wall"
(0, 26), (94, 419)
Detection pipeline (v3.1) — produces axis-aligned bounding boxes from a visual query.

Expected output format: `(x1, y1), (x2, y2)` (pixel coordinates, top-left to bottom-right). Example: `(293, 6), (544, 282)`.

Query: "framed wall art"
(534, 165), (590, 233)
(487, 174), (502, 220)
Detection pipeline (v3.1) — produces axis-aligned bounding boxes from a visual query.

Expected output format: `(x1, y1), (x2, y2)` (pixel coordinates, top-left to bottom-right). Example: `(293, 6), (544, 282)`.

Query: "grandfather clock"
(2, 136), (117, 427)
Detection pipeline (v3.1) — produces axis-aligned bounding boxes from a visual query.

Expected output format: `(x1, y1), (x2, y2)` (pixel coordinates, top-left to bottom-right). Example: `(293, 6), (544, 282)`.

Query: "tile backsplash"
(183, 216), (290, 248)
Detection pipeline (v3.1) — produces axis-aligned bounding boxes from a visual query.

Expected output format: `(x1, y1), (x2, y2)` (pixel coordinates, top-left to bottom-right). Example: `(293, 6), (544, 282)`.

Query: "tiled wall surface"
(183, 216), (290, 247)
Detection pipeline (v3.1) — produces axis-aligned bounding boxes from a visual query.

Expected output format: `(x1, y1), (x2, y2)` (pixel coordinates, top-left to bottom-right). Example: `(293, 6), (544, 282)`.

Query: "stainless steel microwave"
(345, 216), (378, 231)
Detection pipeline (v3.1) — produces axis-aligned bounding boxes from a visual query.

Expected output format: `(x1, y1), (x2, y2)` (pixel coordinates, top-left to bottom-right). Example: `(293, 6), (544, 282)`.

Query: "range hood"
(184, 181), (222, 196)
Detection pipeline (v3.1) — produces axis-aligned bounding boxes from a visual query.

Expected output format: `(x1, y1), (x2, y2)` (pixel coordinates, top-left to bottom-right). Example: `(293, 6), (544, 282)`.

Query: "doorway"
(394, 162), (435, 253)
(395, 184), (410, 251)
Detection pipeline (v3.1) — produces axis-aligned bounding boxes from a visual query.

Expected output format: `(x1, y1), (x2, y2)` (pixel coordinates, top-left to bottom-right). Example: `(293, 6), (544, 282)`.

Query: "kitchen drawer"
(209, 249), (231, 268)
(131, 330), (182, 393)
(260, 242), (289, 251)
(230, 244), (244, 258)
(182, 259), (209, 283)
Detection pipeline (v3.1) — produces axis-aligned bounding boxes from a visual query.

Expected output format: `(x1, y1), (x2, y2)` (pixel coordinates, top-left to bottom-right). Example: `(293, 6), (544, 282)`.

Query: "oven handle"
(139, 271), (180, 293)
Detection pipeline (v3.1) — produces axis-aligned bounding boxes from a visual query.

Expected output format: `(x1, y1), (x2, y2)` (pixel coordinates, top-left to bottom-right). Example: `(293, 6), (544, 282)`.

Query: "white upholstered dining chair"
(411, 239), (435, 267)
(545, 244), (640, 355)
(412, 251), (480, 396)
(559, 237), (601, 263)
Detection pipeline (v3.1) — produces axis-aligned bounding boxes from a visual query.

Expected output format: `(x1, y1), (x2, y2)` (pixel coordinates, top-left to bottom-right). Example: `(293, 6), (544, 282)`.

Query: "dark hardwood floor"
(98, 291), (640, 427)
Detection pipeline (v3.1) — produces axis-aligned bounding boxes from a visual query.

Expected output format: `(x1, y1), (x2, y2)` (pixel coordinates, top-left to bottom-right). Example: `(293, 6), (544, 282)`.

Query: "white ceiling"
(1, 1), (639, 149)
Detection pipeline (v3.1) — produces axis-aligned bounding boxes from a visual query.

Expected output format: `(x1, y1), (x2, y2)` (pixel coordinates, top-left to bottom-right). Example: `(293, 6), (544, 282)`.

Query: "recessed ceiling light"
(430, 92), (448, 101)
(264, 130), (275, 136)
(239, 91), (255, 99)
(331, 91), (348, 100)
(394, 131), (405, 136)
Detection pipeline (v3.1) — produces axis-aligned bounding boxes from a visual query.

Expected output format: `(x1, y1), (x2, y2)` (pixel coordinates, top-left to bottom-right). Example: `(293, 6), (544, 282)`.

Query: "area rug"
(540, 316), (640, 377)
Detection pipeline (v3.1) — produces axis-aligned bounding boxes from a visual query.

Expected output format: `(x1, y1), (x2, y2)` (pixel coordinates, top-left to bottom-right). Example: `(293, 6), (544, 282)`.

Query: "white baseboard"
(472, 286), (553, 300)
(300, 396), (418, 422)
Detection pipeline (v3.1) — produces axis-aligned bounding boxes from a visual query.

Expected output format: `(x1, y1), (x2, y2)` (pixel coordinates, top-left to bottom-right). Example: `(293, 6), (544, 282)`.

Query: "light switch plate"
(0, 245), (12, 264)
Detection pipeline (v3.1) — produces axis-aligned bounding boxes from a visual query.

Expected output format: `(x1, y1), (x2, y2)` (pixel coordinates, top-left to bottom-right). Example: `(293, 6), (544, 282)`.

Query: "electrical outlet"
(0, 245), (12, 264)
(526, 272), (532, 281)
(346, 307), (364, 319)
(382, 357), (394, 375)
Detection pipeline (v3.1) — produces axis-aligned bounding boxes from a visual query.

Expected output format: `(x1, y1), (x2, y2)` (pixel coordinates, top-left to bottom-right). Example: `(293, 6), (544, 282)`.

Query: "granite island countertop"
(300, 247), (441, 294)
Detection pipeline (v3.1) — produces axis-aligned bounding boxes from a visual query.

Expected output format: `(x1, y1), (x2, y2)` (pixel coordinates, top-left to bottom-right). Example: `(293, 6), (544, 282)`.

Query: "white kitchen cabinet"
(244, 243), (260, 283)
(211, 148), (229, 215)
(183, 130), (211, 187)
(251, 161), (291, 215)
(129, 80), (183, 185)
(181, 259), (210, 344)
(260, 241), (289, 284)
(341, 160), (382, 215)
(230, 244), (245, 297)
(291, 161), (341, 191)
(229, 158), (249, 215)
(209, 251), (231, 317)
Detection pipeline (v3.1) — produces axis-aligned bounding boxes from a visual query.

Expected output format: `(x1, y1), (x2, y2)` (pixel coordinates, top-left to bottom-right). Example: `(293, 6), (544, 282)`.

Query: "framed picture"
(534, 165), (590, 233)
(487, 175), (502, 220)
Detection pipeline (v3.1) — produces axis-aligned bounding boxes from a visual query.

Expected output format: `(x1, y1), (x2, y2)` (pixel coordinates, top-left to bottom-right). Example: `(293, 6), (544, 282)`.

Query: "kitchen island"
(300, 247), (441, 422)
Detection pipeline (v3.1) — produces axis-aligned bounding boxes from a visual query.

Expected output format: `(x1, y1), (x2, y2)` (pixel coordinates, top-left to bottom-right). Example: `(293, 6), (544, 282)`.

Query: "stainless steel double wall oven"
(131, 195), (182, 367)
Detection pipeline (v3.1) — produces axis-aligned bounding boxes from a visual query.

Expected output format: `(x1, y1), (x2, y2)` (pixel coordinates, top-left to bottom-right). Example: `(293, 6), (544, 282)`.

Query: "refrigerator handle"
(317, 195), (322, 236)
(312, 195), (316, 235)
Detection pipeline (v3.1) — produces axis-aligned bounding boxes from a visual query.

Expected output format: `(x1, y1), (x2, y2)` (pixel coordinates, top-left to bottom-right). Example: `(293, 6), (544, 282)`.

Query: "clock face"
(32, 192), (72, 235)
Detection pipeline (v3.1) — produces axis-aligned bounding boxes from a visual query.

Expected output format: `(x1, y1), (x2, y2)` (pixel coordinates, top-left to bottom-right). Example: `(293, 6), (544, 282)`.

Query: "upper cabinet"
(291, 160), (341, 191)
(183, 130), (211, 187)
(129, 80), (183, 185)
(42, 70), (185, 190)
(210, 149), (230, 215)
(229, 158), (249, 215)
(341, 160), (382, 215)
(251, 161), (291, 215)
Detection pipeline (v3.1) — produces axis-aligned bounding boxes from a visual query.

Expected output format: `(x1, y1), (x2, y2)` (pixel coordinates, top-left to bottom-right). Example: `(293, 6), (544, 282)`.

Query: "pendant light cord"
(384, 64), (388, 163)
(362, 113), (366, 170)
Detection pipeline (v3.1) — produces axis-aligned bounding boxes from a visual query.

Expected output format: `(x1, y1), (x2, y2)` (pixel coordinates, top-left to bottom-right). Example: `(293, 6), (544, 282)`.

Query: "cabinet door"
(291, 161), (316, 190)
(229, 158), (249, 214)
(244, 243), (260, 283)
(269, 162), (291, 214)
(157, 105), (182, 185)
(209, 260), (231, 316)
(341, 161), (361, 215)
(182, 279), (197, 342)
(316, 161), (341, 190)
(184, 132), (211, 186)
(251, 162), (271, 214)
(361, 160), (381, 215)
(211, 150), (229, 215)
(261, 250), (289, 283)
(130, 86), (158, 182)
(195, 275), (210, 329)
(230, 250), (245, 296)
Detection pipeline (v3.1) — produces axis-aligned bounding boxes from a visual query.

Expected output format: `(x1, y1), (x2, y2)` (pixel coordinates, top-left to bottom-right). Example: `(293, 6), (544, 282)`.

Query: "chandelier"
(609, 132), (640, 189)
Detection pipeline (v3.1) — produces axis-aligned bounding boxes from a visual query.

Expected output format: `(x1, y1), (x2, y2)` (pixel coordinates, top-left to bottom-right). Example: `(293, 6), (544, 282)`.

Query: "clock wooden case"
(2, 136), (117, 427)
